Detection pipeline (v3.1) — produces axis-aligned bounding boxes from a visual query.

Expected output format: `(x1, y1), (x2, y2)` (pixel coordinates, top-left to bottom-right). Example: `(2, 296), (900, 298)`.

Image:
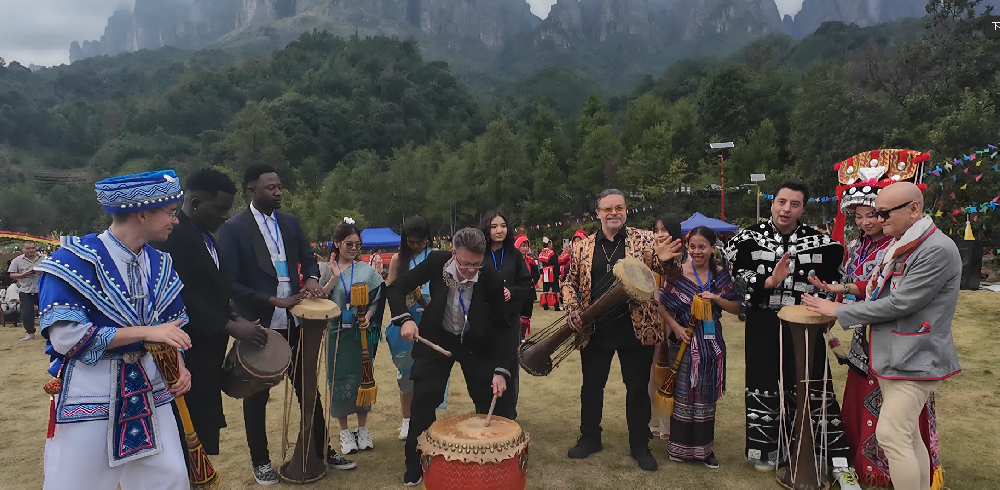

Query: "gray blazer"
(836, 227), (962, 381)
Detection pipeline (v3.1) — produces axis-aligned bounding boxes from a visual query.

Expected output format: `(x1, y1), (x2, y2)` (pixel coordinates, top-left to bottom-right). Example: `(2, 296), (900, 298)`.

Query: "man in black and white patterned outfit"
(726, 180), (860, 486)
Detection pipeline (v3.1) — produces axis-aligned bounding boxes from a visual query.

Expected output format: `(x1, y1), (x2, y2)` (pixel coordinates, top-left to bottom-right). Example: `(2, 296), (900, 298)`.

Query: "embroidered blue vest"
(36, 234), (188, 465)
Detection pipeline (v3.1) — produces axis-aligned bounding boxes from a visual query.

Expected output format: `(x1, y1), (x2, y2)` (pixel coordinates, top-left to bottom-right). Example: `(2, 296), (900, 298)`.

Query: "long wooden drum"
(280, 298), (340, 484)
(417, 414), (530, 490)
(776, 305), (834, 490)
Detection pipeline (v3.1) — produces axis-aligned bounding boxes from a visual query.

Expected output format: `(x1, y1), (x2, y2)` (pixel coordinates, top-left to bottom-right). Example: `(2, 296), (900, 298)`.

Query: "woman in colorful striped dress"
(658, 226), (742, 469)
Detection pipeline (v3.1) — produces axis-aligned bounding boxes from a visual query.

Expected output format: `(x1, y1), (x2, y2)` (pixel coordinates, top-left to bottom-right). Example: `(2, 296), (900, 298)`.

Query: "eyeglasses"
(875, 201), (914, 221)
(455, 259), (484, 270)
(342, 241), (362, 249)
(155, 207), (179, 218)
(598, 204), (626, 214)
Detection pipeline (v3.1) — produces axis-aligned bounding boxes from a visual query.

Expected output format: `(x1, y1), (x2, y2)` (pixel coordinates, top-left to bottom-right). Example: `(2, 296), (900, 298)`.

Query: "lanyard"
(692, 265), (711, 292)
(256, 207), (283, 256)
(458, 291), (469, 342)
(491, 248), (504, 271)
(204, 232), (219, 267)
(337, 261), (355, 306)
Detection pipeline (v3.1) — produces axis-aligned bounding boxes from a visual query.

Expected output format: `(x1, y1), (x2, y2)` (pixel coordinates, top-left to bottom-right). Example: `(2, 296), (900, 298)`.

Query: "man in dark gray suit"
(804, 182), (961, 490)
(216, 164), (355, 484)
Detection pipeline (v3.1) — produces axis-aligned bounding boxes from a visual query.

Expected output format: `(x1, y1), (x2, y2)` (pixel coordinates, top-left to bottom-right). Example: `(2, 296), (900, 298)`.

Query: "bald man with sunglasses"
(804, 182), (961, 490)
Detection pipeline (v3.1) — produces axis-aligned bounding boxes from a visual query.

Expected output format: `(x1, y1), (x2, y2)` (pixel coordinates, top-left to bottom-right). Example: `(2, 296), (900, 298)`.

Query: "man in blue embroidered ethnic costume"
(39, 170), (194, 490)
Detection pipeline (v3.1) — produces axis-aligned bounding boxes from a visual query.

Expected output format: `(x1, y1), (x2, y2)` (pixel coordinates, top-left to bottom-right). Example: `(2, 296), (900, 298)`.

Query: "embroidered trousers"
(43, 403), (188, 489)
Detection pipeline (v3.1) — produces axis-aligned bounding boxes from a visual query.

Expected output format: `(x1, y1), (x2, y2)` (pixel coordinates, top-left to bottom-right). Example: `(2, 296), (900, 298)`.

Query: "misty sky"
(0, 0), (136, 67)
(2, 0), (805, 67)
(526, 0), (804, 19)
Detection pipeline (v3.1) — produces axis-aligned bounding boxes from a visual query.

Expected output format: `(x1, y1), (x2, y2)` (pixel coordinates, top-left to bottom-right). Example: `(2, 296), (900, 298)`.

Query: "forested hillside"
(0, 1), (997, 251)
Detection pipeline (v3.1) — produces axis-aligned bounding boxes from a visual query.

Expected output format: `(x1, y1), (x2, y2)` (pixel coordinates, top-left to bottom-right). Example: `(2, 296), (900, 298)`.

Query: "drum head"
(777, 305), (835, 325)
(238, 329), (292, 377)
(418, 414), (529, 464)
(289, 298), (341, 320)
(613, 257), (656, 302)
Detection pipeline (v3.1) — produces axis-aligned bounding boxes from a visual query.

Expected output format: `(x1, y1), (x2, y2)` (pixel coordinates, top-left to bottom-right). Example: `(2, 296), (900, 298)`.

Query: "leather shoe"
(567, 436), (603, 459)
(631, 447), (658, 471)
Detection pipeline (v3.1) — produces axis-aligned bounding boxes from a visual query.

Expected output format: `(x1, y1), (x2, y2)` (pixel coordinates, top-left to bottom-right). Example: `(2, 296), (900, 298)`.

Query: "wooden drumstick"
(485, 394), (498, 427)
(415, 335), (452, 357)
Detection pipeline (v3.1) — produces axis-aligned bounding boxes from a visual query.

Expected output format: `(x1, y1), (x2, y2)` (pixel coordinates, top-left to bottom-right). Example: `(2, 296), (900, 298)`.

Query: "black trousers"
(405, 333), (495, 475)
(579, 341), (655, 450)
(494, 315), (521, 421)
(19, 292), (37, 334)
(244, 324), (327, 467)
(744, 307), (849, 466)
(180, 331), (230, 455)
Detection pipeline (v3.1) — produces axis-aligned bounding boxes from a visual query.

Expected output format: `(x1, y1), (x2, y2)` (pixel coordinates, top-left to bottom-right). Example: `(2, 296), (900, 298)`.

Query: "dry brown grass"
(0, 291), (998, 489)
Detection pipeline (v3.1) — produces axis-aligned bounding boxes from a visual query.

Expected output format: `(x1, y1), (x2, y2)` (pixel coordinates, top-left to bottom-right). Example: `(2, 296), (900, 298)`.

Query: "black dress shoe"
(631, 447), (658, 471)
(567, 436), (603, 459)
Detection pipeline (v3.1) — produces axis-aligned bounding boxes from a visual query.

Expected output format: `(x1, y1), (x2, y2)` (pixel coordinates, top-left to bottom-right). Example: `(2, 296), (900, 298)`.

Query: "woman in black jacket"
(479, 210), (533, 420)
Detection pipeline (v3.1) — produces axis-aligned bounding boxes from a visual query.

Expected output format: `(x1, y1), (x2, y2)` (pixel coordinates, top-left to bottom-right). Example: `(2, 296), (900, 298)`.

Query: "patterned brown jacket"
(561, 226), (678, 346)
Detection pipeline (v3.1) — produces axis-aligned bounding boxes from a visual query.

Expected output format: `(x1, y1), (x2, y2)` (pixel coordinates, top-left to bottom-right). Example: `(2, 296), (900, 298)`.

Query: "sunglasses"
(598, 204), (626, 214)
(341, 241), (362, 249)
(875, 201), (914, 220)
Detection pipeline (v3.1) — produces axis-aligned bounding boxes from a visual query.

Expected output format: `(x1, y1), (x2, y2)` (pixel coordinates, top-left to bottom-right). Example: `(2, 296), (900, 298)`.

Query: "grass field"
(1, 291), (998, 489)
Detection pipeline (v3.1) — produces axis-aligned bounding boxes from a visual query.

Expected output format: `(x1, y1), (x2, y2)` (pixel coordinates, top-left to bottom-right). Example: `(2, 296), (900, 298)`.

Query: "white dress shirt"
(250, 202), (293, 330)
(442, 260), (478, 337)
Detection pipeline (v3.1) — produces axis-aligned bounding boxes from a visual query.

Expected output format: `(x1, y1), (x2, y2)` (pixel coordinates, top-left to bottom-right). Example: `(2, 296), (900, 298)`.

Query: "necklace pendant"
(607, 264), (612, 273)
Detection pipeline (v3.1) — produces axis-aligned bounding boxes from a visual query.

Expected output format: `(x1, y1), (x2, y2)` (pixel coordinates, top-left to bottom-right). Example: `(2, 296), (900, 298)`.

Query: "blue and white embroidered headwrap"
(95, 170), (184, 214)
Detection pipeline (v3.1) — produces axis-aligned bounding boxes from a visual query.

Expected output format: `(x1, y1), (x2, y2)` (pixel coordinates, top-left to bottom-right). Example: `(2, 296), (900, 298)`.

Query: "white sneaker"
(356, 427), (374, 451)
(833, 466), (862, 490)
(398, 418), (410, 441)
(340, 429), (358, 455)
(752, 459), (775, 472)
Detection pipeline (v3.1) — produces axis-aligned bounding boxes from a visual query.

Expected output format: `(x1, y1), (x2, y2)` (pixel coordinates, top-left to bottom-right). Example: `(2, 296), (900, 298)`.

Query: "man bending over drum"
(387, 227), (513, 486)
(563, 189), (683, 472)
(152, 168), (267, 458)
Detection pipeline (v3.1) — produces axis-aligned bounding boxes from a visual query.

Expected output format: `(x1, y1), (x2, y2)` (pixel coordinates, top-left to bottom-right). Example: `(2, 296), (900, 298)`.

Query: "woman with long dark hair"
(321, 220), (386, 455)
(479, 210), (533, 420)
(649, 213), (684, 438)
(385, 216), (446, 440)
(657, 226), (741, 469)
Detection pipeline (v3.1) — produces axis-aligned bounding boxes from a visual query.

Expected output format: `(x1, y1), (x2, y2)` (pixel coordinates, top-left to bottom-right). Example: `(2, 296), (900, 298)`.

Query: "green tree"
(215, 101), (288, 177)
(474, 119), (529, 217)
(697, 64), (760, 140)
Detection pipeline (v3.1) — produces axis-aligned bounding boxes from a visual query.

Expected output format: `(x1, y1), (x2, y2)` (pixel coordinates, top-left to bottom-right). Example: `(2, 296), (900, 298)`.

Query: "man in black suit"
(152, 168), (269, 457)
(216, 164), (354, 485)
(387, 227), (513, 487)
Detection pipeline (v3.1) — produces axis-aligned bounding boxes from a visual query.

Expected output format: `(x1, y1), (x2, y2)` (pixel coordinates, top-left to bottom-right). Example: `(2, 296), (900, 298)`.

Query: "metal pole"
(756, 184), (761, 222)
(720, 151), (726, 221)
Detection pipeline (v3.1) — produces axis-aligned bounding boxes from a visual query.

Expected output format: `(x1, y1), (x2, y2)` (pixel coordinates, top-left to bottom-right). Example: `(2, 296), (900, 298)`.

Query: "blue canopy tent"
(680, 212), (739, 234)
(360, 227), (401, 248)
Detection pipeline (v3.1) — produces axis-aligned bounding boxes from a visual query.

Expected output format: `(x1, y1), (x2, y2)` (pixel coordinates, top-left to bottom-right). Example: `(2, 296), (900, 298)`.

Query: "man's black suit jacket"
(152, 210), (234, 337)
(216, 207), (319, 328)
(387, 250), (513, 376)
(151, 209), (235, 447)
